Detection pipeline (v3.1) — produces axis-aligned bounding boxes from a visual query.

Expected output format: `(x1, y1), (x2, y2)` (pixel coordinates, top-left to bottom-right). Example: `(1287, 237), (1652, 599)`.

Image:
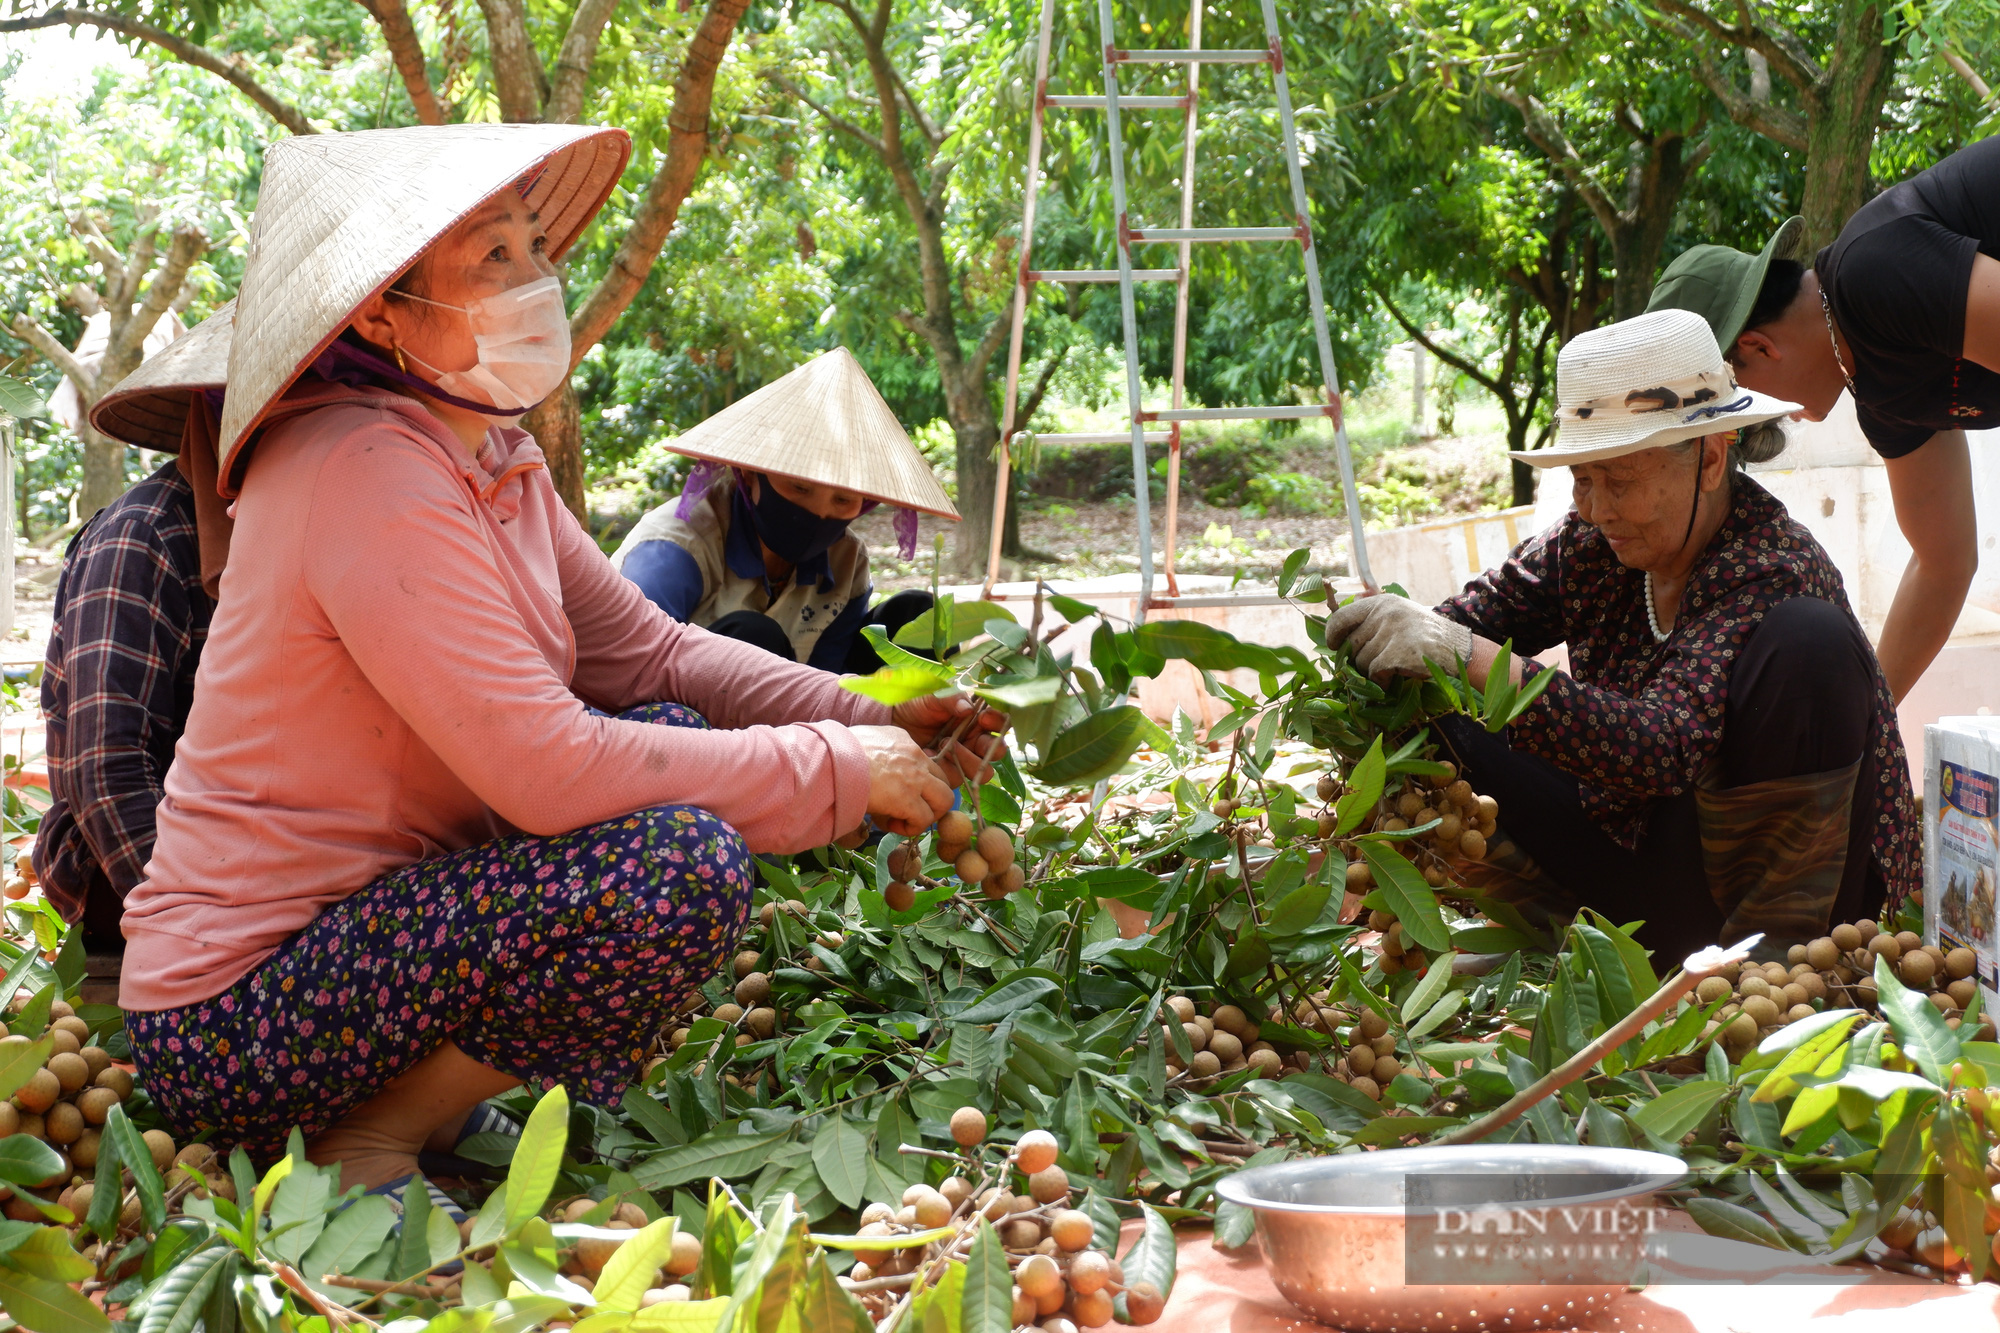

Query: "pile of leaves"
(2, 557), (1998, 1333)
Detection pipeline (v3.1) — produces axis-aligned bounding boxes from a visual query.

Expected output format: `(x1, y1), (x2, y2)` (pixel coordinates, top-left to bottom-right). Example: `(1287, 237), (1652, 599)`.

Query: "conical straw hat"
(91, 302), (235, 451)
(218, 122), (630, 491)
(668, 348), (958, 519)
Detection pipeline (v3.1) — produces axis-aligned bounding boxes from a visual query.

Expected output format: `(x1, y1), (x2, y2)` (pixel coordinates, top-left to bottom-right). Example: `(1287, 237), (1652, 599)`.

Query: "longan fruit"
(1723, 1013), (1759, 1047)
(1349, 1076), (1381, 1102)
(1900, 951), (1938, 987)
(1895, 930), (1922, 954)
(1347, 1044), (1376, 1076)
(1358, 1010), (1389, 1040)
(43, 1101), (83, 1146)
(1049, 1209), (1094, 1252)
(1373, 1056), (1403, 1083)
(1316, 773), (1339, 803)
(731, 951), (761, 980)
(76, 1087), (119, 1126)
(1740, 976), (1772, 1000)
(1695, 976), (1732, 1005)
(981, 875), (1010, 901)
(1395, 791), (1425, 820)
(1018, 1253), (1063, 1299)
(975, 1188), (1010, 1221)
(1212, 1004), (1248, 1035)
(1345, 861), (1373, 891)
(859, 1200), (895, 1227)
(950, 1106), (988, 1147)
(1207, 1031), (1245, 1066)
(1831, 923), (1863, 952)
(940, 1175), (972, 1208)
(47, 1029), (80, 1058)
(913, 1189), (952, 1228)
(937, 810), (974, 847)
(1786, 1004), (1815, 1024)
(1124, 1281), (1166, 1325)
(1016, 1129), (1060, 1175)
(884, 881), (916, 912)
(1855, 919), (1881, 944)
(1434, 812), (1463, 844)
(16, 1112), (43, 1140)
(1796, 972), (1827, 1001)
(975, 825), (1014, 869)
(1869, 934), (1903, 965)
(1370, 1031), (1397, 1058)
(1929, 992), (1958, 1015)
(745, 1008), (776, 1039)
(47, 1052), (89, 1096)
(1740, 995), (1781, 1028)
(1181, 1021), (1209, 1052)
(1186, 1051), (1222, 1080)
(79, 1047), (111, 1079)
(1068, 1248), (1112, 1294)
(734, 972), (771, 1006)
(1004, 1217), (1044, 1251)
(1781, 983), (1809, 1010)
(0, 1102), (23, 1137)
(994, 866), (1026, 896)
(714, 1003), (745, 1025)
(956, 850), (991, 883)
(1069, 1289), (1114, 1327)
(1165, 995), (1196, 1022)
(14, 1068), (59, 1114)
(1950, 978), (1979, 1009)
(52, 1016), (88, 1043)
(1459, 830), (1487, 860)
(142, 1129), (175, 1172)
(1787, 944), (1809, 966)
(1947, 948), (1977, 980)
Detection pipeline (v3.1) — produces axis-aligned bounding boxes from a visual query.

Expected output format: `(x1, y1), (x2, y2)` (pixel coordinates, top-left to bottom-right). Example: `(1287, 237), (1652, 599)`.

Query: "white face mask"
(395, 274), (572, 413)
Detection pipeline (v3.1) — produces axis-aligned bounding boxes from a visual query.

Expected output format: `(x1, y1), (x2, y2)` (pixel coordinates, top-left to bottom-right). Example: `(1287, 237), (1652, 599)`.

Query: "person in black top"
(1648, 135), (2000, 702)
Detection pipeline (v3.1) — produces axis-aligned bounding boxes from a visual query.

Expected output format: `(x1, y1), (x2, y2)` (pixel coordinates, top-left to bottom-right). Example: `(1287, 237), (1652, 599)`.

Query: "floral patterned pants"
(126, 702), (754, 1159)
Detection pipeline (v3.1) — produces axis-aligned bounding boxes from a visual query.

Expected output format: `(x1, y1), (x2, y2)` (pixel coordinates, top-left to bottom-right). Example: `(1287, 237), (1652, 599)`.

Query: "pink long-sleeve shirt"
(120, 381), (888, 1011)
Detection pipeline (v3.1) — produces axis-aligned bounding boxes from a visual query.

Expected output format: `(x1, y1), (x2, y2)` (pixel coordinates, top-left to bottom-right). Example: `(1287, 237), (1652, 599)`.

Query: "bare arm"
(1965, 252), (2000, 373)
(1878, 430), (1978, 703)
(1466, 634), (1527, 691)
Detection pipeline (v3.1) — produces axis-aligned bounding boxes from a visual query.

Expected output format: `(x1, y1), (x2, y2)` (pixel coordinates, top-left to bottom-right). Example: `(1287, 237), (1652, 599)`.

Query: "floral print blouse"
(1436, 476), (1919, 903)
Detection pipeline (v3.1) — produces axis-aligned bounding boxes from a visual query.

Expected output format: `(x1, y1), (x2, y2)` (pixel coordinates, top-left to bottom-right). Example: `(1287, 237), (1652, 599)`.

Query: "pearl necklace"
(1643, 571), (1671, 643)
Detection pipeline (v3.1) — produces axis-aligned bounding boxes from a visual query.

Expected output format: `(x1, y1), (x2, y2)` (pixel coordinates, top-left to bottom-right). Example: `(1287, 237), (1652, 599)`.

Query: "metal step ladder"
(981, 0), (1375, 616)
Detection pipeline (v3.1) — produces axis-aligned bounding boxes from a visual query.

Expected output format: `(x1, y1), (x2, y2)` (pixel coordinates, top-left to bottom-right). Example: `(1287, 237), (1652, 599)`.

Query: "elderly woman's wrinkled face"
(354, 194), (555, 375)
(1570, 434), (1729, 571)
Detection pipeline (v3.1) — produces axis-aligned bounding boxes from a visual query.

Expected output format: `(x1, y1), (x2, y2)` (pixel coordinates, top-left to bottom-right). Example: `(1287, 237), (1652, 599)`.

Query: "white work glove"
(1324, 593), (1474, 677)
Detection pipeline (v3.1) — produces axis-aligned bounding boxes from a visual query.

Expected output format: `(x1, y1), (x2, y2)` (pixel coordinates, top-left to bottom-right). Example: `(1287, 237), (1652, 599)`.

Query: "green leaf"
(1047, 592), (1097, 624)
(908, 1253), (966, 1333)
(1223, 930), (1271, 980)
(104, 1106), (166, 1234)
(711, 1196), (800, 1333)
(252, 1153), (294, 1229)
(0, 1268), (111, 1333)
(1627, 1080), (1727, 1148)
(1332, 737), (1385, 837)
(136, 1239), (233, 1333)
(1133, 620), (1279, 673)
(841, 662), (955, 705)
(0, 1132), (63, 1188)
(395, 1173), (436, 1280)
(1265, 878), (1332, 937)
(960, 1219), (1012, 1333)
(957, 973), (1061, 1024)
(695, 1184), (744, 1299)
(811, 1117), (870, 1210)
(0, 1036), (53, 1103)
(301, 1195), (397, 1278)
(0, 377), (46, 421)
(594, 1217), (677, 1315)
(1029, 707), (1167, 787)
(1355, 842), (1449, 952)
(4, 1226), (95, 1282)
(1872, 953), (1960, 1084)
(1399, 952), (1455, 1024)
(1114, 1203), (1177, 1317)
(631, 1123), (796, 1191)
(1277, 548), (1311, 597)
(794, 1252), (874, 1333)
(894, 601), (1016, 648)
(266, 1158), (330, 1265)
(1750, 1013), (1861, 1102)
(972, 676), (1062, 710)
(1683, 1197), (1796, 1252)
(808, 1226), (955, 1251)
(629, 1297), (734, 1331)
(504, 1085), (571, 1232)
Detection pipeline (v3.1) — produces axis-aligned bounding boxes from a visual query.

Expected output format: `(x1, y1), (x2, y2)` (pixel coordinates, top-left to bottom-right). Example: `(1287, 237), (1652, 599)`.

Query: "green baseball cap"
(1646, 216), (1805, 348)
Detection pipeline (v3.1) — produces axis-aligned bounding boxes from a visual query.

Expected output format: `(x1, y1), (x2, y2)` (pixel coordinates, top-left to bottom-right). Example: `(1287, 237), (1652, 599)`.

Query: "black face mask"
(748, 475), (852, 566)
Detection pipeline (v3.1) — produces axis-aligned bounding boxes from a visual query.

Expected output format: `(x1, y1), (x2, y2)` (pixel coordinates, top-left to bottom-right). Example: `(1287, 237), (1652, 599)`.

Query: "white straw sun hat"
(91, 302), (233, 452)
(1514, 307), (1801, 468)
(217, 122), (630, 492)
(668, 347), (959, 519)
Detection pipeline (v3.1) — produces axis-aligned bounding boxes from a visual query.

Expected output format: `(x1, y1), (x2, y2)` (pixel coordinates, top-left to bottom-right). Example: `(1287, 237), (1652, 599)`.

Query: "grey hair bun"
(1731, 419), (1789, 467)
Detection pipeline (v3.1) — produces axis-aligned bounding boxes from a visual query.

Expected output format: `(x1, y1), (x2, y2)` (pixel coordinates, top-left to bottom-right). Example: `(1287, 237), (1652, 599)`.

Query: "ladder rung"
(1022, 430), (1173, 445)
(1043, 94), (1190, 109)
(1110, 48), (1271, 64)
(1140, 405), (1330, 423)
(1127, 225), (1299, 243)
(1030, 268), (1181, 283)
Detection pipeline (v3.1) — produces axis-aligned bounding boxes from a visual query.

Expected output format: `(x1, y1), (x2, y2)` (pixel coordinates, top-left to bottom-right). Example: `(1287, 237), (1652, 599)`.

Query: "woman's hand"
(1325, 593), (1473, 678)
(851, 725), (957, 836)
(890, 694), (1009, 788)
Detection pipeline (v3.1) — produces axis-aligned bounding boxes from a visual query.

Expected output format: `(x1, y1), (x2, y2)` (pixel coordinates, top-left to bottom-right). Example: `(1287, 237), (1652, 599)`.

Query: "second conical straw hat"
(91, 302), (235, 452)
(667, 347), (958, 519)
(218, 122), (630, 491)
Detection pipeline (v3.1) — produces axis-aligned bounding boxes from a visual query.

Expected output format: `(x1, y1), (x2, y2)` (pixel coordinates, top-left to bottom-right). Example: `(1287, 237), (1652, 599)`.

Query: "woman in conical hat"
(612, 347), (959, 673)
(1325, 309), (1916, 961)
(117, 124), (1004, 1197)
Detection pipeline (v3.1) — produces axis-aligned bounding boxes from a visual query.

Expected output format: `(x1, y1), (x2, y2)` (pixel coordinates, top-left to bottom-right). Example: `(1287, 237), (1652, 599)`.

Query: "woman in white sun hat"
(1327, 307), (1916, 958)
(612, 347), (959, 673)
(115, 123), (1004, 1204)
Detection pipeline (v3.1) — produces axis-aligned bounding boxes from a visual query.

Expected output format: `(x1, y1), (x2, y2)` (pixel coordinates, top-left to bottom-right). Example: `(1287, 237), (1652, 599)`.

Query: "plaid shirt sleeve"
(40, 505), (200, 906)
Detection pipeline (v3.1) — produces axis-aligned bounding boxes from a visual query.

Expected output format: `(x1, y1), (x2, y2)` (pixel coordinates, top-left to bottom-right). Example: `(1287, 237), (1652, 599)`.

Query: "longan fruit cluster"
(1332, 765), (1497, 904)
(1696, 917), (1993, 1061)
(1143, 995), (1284, 1084)
(834, 1109), (1164, 1330)
(0, 998), (163, 1225)
(548, 1197), (705, 1300)
(875, 813), (1027, 911)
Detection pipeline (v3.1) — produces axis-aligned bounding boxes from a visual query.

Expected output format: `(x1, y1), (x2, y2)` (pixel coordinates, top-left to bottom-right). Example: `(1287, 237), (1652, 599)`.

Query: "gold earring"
(392, 344), (408, 373)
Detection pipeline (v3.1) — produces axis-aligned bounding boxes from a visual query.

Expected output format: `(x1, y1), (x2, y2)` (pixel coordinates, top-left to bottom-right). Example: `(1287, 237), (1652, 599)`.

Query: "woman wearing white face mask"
(116, 126), (1006, 1202)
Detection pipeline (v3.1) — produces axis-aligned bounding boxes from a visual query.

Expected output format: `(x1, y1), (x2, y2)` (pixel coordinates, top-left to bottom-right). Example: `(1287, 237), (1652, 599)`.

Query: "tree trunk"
(524, 384), (587, 520)
(78, 421), (126, 520)
(1607, 135), (1696, 320)
(1512, 458), (1536, 509)
(1799, 2), (1895, 248)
